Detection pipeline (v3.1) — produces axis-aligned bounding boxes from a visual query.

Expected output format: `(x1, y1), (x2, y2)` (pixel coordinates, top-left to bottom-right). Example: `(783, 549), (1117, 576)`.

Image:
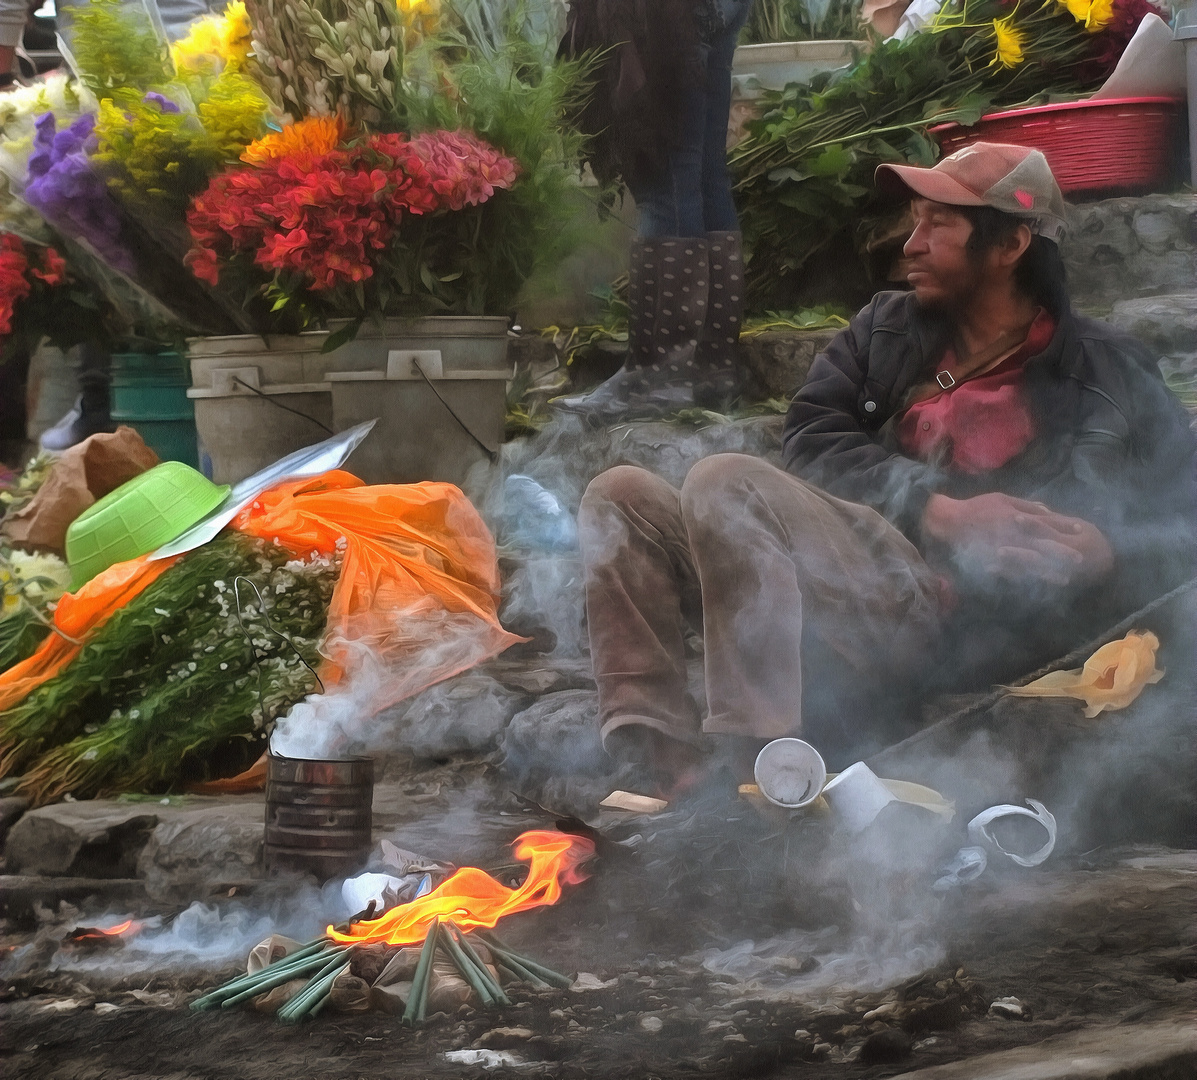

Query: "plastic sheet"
(233, 470), (522, 708)
(1006, 631), (1164, 717)
(0, 469), (519, 733)
(967, 799), (1057, 868)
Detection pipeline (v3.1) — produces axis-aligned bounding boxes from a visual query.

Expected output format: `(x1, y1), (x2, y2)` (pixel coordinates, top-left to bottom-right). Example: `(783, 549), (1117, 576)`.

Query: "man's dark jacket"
(782, 290), (1197, 682)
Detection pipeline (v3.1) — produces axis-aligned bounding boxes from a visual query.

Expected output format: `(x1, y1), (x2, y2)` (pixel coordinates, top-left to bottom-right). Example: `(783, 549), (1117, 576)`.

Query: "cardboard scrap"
(600, 790), (668, 814)
(1006, 630), (1164, 717)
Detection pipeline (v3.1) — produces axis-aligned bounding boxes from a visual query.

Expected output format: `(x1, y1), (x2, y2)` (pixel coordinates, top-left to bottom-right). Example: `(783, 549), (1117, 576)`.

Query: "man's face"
(902, 198), (981, 311)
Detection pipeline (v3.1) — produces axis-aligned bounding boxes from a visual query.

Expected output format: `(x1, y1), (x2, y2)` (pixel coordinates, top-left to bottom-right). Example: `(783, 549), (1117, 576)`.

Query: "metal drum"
(264, 754), (374, 881)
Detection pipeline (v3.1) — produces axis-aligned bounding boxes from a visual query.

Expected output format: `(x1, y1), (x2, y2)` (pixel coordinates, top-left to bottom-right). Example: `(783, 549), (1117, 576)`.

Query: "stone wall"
(1062, 195), (1196, 313)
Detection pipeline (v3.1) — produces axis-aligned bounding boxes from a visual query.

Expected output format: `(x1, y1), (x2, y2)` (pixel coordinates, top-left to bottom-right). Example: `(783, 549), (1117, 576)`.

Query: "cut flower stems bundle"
(0, 532), (337, 803)
(731, 0), (1170, 308)
(193, 922), (571, 1024)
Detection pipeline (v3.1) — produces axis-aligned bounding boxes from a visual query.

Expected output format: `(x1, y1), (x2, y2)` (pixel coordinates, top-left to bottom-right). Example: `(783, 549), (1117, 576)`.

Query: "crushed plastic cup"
(821, 761), (899, 833)
(753, 738), (827, 809)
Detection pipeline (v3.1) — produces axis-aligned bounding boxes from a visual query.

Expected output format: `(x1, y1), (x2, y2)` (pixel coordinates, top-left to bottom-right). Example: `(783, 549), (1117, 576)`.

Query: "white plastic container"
(753, 738), (828, 809)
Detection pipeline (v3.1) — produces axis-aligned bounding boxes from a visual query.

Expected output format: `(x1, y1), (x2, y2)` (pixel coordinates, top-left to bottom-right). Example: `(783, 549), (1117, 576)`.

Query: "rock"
(4, 802), (160, 878)
(135, 800), (266, 900)
(372, 674), (532, 759)
(1109, 294), (1197, 356)
(474, 1026), (534, 1048)
(859, 1028), (913, 1065)
(738, 329), (839, 398)
(498, 689), (626, 813)
(0, 795), (29, 845)
(988, 996), (1029, 1021)
(888, 1018), (1194, 1079)
(0, 875), (147, 928)
(1063, 196), (1197, 309)
(484, 658), (596, 696)
(639, 1015), (664, 1033)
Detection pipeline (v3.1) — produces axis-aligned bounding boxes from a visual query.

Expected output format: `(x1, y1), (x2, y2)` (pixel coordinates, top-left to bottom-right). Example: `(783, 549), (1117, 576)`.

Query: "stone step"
(890, 1017), (1196, 1080)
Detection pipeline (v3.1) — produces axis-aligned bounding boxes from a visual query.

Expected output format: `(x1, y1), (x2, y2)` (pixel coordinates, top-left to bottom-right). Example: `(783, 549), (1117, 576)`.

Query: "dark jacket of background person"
(782, 290), (1197, 685)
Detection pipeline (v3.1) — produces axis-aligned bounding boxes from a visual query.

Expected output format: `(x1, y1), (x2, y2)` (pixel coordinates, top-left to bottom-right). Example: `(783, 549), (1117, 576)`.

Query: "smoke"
(270, 611), (514, 759)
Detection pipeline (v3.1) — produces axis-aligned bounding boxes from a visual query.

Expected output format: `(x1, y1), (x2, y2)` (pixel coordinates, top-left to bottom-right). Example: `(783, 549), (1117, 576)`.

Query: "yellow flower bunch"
(396, 0), (439, 48)
(241, 115), (346, 165)
(991, 12), (1026, 68)
(171, 0), (254, 74)
(1057, 0), (1113, 32)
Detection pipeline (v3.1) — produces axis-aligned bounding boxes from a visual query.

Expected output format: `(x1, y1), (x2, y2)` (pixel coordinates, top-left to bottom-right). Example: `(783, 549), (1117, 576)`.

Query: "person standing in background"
(558, 0), (755, 420)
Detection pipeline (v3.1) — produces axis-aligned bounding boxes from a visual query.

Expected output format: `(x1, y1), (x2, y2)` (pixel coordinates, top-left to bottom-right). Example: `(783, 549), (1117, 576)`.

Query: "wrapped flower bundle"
(0, 0), (593, 337)
(186, 122), (518, 319)
(0, 531), (338, 803)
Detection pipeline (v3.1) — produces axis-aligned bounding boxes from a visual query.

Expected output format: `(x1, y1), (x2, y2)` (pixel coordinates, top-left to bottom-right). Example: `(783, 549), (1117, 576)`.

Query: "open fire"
(63, 919), (143, 949)
(192, 829), (596, 1025)
(329, 830), (595, 947)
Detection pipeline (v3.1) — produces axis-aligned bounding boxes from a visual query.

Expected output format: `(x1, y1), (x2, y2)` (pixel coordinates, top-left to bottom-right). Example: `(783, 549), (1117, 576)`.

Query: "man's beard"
(909, 260), (985, 320)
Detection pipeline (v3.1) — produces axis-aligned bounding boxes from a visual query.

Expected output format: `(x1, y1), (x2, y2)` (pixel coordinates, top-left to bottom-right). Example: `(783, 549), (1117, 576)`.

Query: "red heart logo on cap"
(1014, 189), (1034, 209)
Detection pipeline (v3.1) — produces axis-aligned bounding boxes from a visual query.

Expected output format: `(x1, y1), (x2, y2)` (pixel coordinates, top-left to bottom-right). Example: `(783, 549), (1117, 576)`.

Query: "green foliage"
(0, 532), (337, 803)
(732, 0), (1100, 309)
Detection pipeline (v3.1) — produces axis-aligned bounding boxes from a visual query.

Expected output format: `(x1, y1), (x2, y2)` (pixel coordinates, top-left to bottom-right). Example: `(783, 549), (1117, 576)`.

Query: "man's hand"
(923, 492), (1114, 587)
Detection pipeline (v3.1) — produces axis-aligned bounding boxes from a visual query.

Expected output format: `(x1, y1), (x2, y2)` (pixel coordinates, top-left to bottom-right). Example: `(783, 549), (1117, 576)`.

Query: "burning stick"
(277, 951), (355, 1024)
(403, 916), (440, 1026)
(441, 924), (510, 1008)
(191, 939), (333, 1011)
(476, 932), (573, 989)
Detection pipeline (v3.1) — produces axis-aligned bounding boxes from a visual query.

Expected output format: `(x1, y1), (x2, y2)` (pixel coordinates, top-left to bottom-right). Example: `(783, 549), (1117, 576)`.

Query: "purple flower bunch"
(25, 112), (134, 274)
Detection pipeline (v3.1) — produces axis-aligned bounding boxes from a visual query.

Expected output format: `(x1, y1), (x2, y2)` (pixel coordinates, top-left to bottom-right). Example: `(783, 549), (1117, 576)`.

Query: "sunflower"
(241, 116), (346, 166)
(991, 13), (1027, 68)
(171, 1), (254, 73)
(1057, 0), (1114, 31)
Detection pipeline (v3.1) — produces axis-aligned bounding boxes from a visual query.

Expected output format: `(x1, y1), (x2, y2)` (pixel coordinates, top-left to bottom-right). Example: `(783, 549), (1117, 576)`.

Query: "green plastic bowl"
(66, 462), (230, 589)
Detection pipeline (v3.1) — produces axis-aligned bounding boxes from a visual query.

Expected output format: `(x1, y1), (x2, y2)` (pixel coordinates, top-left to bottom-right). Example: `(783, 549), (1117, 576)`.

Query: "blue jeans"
(628, 6), (750, 239)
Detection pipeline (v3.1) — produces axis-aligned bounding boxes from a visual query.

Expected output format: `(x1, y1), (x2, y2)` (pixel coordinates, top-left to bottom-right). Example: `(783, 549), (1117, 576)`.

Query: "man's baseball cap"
(875, 142), (1067, 243)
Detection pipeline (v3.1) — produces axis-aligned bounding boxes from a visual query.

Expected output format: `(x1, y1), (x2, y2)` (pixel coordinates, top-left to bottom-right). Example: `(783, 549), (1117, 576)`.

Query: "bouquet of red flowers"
(0, 234), (65, 339)
(186, 122), (518, 306)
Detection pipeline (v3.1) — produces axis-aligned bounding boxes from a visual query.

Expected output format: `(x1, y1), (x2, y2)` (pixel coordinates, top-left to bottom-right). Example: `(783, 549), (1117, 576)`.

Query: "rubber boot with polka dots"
(693, 231), (744, 409)
(556, 237), (710, 421)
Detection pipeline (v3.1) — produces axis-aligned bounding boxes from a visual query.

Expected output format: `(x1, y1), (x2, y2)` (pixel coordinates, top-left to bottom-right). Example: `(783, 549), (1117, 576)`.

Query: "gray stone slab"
(4, 801), (163, 878)
(1064, 196), (1197, 310)
(135, 798), (266, 901)
(890, 1019), (1196, 1080)
(1109, 293), (1197, 355)
(0, 795), (29, 846)
(0, 875), (147, 926)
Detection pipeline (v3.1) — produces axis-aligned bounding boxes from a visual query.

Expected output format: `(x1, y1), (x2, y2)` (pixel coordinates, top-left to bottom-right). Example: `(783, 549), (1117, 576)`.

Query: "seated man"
(578, 142), (1196, 792)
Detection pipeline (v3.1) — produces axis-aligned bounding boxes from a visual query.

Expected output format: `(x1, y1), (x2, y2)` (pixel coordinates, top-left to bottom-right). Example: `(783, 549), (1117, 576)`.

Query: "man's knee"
(581, 465), (675, 520)
(681, 453), (798, 516)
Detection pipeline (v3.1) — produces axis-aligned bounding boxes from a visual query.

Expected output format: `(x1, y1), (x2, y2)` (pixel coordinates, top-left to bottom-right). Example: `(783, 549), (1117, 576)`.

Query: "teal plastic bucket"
(110, 352), (199, 469)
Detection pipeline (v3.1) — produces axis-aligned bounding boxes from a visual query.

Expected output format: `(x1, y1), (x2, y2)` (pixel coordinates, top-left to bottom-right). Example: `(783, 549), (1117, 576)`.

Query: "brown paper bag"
(0, 427), (158, 553)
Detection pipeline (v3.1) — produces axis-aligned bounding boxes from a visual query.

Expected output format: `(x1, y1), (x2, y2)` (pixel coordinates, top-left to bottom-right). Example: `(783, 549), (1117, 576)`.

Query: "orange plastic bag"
(232, 470), (522, 709)
(0, 471), (519, 728)
(0, 555), (178, 713)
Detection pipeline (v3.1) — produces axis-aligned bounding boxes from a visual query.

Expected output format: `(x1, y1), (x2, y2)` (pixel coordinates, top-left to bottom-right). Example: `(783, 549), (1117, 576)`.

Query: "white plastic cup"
(753, 738), (828, 809)
(821, 761), (898, 833)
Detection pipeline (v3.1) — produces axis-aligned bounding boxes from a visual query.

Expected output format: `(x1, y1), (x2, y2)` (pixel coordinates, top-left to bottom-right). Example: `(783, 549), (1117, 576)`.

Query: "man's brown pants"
(578, 454), (943, 748)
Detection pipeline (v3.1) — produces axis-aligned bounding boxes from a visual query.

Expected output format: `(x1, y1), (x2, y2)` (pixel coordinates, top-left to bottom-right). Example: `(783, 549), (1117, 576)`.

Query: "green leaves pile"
(731, 0), (1105, 310)
(0, 532), (338, 805)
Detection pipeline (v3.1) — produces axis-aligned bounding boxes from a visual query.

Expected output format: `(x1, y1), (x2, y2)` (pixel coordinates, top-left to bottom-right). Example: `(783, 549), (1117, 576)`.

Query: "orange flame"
(328, 830), (595, 946)
(100, 919), (137, 936)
